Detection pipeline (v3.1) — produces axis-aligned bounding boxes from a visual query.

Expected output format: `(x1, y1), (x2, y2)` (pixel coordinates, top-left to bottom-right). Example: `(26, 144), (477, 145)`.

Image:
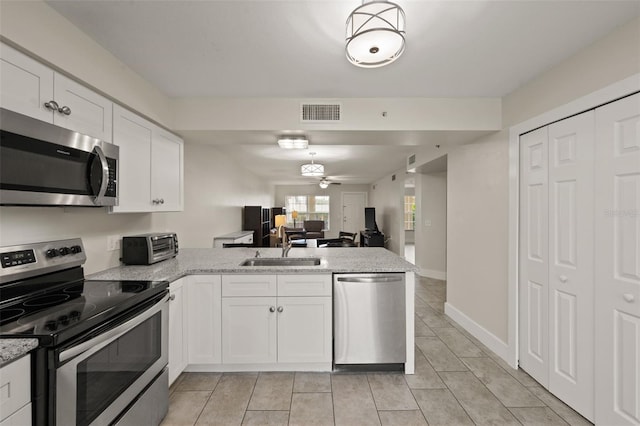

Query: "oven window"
(76, 312), (161, 426)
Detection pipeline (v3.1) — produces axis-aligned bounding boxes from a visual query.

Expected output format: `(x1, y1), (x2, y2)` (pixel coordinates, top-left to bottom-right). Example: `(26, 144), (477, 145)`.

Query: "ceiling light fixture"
(346, 0), (406, 68)
(319, 178), (330, 189)
(301, 152), (324, 177)
(277, 136), (309, 149)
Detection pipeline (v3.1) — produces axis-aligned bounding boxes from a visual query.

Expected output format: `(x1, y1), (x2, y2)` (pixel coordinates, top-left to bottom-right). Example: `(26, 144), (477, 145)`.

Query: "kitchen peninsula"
(89, 247), (416, 379)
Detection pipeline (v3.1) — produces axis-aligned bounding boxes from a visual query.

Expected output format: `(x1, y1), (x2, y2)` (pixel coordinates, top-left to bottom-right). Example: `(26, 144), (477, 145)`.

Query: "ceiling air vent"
(301, 103), (341, 122)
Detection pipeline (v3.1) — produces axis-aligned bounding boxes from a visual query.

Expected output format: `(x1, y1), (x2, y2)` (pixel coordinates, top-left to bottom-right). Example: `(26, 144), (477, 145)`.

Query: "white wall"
(369, 173), (407, 254)
(415, 172), (447, 280)
(0, 0), (173, 127)
(274, 184), (370, 239)
(0, 2), (274, 274)
(445, 16), (640, 345)
(0, 143), (272, 274)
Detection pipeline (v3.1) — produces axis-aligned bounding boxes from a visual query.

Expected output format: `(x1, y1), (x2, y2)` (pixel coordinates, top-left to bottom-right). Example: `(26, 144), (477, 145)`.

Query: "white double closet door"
(519, 93), (640, 425)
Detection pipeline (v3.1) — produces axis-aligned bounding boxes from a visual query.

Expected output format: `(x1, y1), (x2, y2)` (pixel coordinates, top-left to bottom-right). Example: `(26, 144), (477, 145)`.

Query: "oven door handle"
(59, 294), (169, 363)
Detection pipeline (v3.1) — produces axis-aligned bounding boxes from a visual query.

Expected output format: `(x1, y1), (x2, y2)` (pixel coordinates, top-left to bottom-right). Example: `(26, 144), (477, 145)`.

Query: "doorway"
(413, 155), (447, 280)
(341, 192), (367, 240)
(404, 178), (416, 264)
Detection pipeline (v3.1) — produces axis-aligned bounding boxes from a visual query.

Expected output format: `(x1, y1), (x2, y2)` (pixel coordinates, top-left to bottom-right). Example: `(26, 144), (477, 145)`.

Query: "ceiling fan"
(319, 177), (341, 188)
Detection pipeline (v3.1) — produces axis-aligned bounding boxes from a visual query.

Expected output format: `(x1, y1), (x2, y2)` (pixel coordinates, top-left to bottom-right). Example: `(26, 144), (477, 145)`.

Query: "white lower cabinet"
(0, 355), (31, 426)
(221, 274), (332, 365)
(222, 296), (277, 364)
(168, 278), (188, 385)
(187, 275), (222, 365)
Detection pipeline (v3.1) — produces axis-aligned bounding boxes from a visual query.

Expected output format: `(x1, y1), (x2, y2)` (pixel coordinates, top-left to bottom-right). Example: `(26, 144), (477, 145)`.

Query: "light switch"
(425, 220), (432, 227)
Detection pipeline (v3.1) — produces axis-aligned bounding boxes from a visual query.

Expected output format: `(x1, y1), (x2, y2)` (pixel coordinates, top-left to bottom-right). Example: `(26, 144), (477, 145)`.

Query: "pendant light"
(301, 152), (324, 177)
(346, 0), (406, 68)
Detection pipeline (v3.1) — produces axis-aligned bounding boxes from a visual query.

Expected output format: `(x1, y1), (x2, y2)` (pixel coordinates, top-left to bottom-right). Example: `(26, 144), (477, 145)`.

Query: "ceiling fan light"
(278, 137), (309, 149)
(301, 163), (325, 177)
(319, 179), (329, 189)
(346, 0), (406, 68)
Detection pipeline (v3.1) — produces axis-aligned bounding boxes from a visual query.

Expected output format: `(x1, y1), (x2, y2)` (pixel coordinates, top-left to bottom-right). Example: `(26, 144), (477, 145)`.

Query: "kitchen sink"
(240, 257), (322, 267)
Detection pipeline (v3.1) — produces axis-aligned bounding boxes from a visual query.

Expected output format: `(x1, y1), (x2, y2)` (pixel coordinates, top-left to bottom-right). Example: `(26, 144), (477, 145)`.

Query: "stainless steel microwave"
(0, 108), (118, 207)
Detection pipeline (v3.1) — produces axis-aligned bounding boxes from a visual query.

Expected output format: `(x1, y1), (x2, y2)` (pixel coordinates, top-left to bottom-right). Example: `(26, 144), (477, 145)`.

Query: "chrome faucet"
(282, 241), (292, 258)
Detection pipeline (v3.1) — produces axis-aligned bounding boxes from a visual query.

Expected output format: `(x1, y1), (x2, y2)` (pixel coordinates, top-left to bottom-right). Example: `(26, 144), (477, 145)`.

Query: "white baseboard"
(444, 302), (515, 368)
(417, 268), (446, 280)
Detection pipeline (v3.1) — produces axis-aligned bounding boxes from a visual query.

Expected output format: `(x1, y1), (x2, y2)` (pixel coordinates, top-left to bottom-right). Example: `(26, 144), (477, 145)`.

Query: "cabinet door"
(277, 296), (332, 363)
(151, 128), (183, 212)
(187, 276), (222, 365)
(168, 279), (187, 385)
(0, 403), (31, 426)
(0, 355), (30, 423)
(594, 93), (640, 426)
(111, 105), (153, 212)
(222, 297), (277, 364)
(53, 73), (113, 142)
(0, 42), (54, 122)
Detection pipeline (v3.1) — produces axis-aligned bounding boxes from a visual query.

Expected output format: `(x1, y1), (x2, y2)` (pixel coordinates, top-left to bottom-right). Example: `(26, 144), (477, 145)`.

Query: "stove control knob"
(44, 320), (58, 331)
(46, 249), (59, 258)
(58, 247), (70, 256)
(70, 245), (82, 254)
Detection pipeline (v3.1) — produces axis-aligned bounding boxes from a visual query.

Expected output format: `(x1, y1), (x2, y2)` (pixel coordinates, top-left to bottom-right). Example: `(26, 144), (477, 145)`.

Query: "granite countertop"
(0, 338), (38, 365)
(88, 247), (416, 282)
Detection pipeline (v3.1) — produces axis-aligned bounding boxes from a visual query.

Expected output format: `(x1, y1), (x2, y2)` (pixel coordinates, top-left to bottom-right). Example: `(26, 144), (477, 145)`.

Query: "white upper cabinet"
(112, 105), (184, 213)
(0, 43), (54, 123)
(151, 127), (184, 212)
(52, 73), (113, 143)
(0, 42), (112, 142)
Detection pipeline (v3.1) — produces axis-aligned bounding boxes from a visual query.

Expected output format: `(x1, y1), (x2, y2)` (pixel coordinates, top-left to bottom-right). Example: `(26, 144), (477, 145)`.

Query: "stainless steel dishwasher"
(333, 273), (406, 365)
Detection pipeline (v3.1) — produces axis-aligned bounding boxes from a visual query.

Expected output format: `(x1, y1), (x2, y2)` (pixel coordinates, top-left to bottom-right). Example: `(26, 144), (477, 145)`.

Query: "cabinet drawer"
(0, 355), (30, 422)
(277, 274), (332, 297)
(222, 275), (277, 297)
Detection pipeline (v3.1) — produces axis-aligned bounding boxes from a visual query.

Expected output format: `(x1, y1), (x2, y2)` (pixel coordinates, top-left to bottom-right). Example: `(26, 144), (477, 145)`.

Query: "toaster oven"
(122, 233), (178, 265)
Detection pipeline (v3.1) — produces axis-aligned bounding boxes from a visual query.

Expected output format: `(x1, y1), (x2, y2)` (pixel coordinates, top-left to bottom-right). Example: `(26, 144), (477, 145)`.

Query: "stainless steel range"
(0, 238), (169, 426)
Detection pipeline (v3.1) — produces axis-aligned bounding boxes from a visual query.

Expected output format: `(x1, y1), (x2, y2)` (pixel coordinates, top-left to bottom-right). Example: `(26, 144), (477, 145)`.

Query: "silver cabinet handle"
(277, 306), (284, 313)
(559, 275), (568, 283)
(623, 293), (635, 303)
(160, 198), (165, 204)
(169, 294), (176, 301)
(59, 105), (71, 115)
(269, 306), (275, 313)
(44, 100), (59, 111)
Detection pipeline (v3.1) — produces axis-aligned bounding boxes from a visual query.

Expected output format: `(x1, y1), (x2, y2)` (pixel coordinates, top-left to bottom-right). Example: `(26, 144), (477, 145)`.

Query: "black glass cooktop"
(0, 267), (167, 346)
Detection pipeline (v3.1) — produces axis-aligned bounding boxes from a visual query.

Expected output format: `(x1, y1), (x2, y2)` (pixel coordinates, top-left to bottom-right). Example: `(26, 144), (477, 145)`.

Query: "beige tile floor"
(162, 276), (593, 426)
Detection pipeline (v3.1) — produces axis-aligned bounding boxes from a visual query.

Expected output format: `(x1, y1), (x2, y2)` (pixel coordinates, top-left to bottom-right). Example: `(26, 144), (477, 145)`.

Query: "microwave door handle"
(92, 145), (110, 203)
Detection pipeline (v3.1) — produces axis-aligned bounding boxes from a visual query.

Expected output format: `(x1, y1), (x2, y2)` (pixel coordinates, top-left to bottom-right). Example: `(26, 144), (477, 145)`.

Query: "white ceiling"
(46, 0), (640, 185)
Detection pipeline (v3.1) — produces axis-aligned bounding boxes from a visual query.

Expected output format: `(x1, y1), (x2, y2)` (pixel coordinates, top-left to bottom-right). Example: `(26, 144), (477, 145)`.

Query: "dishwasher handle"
(336, 276), (404, 283)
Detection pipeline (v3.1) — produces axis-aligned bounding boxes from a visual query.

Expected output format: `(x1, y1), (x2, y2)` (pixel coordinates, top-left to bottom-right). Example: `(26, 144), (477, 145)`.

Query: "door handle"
(277, 306), (284, 313)
(559, 275), (568, 283)
(269, 306), (275, 313)
(623, 293), (635, 303)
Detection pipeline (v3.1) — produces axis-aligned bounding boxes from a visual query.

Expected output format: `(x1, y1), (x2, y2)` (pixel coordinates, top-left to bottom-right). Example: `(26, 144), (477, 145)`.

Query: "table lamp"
(275, 214), (286, 238)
